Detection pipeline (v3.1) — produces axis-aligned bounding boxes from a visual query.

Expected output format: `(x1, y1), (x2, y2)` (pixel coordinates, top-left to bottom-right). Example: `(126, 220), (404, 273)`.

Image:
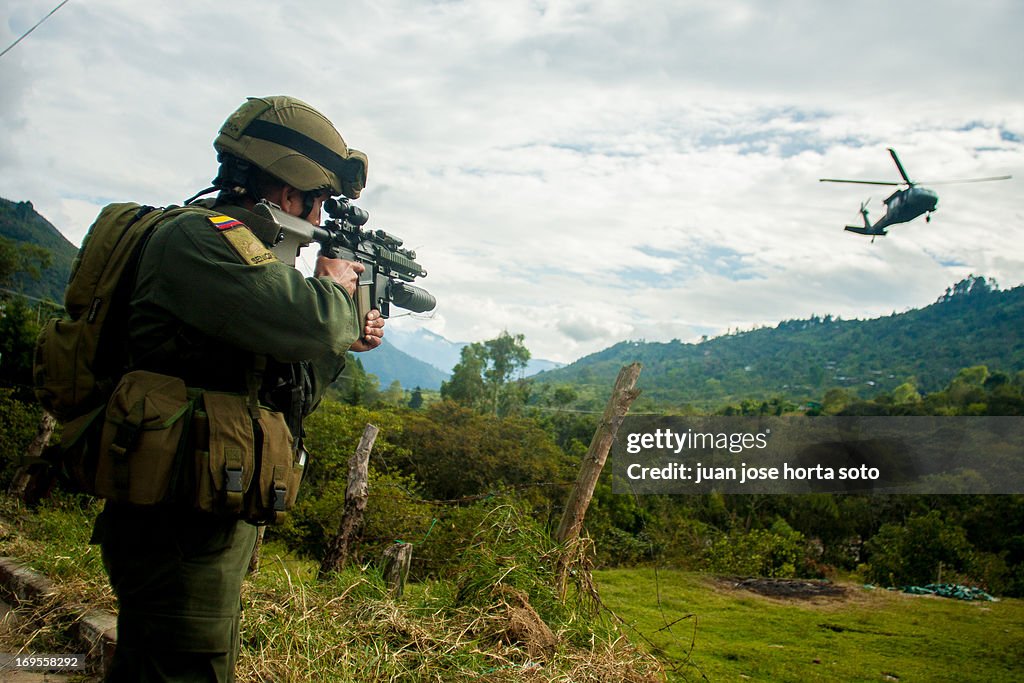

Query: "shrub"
(271, 467), (433, 565)
(863, 510), (975, 587)
(703, 519), (808, 578)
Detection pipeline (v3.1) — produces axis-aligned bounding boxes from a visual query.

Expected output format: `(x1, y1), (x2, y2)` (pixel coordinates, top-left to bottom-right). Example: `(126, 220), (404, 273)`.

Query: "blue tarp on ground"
(898, 583), (996, 601)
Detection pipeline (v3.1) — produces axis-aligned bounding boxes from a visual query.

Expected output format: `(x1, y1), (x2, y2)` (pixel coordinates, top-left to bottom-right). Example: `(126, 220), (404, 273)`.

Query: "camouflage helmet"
(214, 96), (367, 199)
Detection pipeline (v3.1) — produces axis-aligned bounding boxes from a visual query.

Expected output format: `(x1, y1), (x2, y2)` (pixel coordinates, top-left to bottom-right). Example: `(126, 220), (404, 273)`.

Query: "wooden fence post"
(381, 542), (413, 597)
(555, 363), (641, 592)
(318, 423), (379, 579)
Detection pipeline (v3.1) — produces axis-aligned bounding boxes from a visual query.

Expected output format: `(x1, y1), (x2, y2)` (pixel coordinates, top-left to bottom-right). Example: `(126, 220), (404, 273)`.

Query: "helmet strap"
(213, 154), (261, 200)
(299, 191), (318, 221)
(183, 186), (218, 205)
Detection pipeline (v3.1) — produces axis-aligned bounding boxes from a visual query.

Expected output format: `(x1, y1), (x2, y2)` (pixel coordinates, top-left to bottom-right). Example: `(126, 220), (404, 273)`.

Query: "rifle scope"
(324, 197), (369, 226)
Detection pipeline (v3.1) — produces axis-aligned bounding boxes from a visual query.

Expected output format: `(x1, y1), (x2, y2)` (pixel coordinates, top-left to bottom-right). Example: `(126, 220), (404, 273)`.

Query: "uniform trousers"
(93, 503), (258, 683)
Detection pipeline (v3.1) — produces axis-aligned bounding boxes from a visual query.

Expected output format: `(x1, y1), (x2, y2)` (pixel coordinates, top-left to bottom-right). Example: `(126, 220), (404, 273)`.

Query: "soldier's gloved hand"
(350, 309), (385, 353)
(315, 256), (364, 297)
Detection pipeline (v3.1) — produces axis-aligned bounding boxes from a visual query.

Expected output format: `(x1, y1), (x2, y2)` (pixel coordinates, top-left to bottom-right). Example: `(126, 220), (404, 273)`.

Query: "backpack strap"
(93, 205), (185, 395)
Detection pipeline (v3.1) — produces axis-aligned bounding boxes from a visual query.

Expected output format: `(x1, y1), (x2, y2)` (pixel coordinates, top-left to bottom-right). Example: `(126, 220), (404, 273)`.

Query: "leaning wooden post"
(318, 423), (379, 579)
(8, 411), (57, 503)
(556, 363), (641, 592)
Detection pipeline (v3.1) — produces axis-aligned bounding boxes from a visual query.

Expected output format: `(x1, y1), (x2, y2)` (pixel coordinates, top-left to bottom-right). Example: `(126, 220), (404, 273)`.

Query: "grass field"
(595, 568), (1024, 682)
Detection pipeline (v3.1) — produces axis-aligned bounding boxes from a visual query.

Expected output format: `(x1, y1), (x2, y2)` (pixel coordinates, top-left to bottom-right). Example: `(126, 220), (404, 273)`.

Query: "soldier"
(90, 96), (383, 682)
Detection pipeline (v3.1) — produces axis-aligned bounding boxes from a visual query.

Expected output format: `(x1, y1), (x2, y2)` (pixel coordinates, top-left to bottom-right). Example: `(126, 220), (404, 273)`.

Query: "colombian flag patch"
(208, 214), (243, 231)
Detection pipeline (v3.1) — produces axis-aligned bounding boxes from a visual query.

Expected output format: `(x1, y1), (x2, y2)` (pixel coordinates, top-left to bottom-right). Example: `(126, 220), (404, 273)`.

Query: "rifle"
(253, 198), (436, 320)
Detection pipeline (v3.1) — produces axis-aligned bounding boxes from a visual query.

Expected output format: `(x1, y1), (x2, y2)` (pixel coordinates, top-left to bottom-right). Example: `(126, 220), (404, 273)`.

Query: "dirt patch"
(718, 576), (847, 600)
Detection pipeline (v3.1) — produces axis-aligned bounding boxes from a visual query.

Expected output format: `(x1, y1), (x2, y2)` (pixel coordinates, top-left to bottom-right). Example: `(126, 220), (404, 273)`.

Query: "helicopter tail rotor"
(843, 198), (879, 237)
(857, 198), (872, 226)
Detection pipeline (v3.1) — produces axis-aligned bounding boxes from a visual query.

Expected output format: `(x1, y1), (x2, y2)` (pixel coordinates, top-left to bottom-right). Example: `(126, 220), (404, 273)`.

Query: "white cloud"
(1, 0), (1022, 363)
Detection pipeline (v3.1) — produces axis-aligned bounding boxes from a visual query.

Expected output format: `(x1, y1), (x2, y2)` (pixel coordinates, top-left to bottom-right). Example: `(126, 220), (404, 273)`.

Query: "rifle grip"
(356, 283), (373, 331)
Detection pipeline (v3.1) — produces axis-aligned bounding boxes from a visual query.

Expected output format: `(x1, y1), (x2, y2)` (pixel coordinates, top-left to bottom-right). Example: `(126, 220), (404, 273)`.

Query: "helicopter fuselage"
(876, 185), (939, 231)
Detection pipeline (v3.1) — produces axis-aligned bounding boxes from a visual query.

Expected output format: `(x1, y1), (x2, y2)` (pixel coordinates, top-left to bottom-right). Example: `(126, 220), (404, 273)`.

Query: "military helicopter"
(820, 148), (1011, 240)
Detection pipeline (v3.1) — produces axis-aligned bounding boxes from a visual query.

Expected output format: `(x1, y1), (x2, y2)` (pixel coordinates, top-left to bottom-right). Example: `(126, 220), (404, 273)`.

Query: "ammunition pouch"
(92, 370), (304, 523)
(194, 391), (303, 522)
(96, 371), (194, 505)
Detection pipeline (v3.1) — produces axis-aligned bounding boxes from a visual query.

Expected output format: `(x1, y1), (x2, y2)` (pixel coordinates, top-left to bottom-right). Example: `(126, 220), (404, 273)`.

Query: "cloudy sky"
(2, 0), (1022, 364)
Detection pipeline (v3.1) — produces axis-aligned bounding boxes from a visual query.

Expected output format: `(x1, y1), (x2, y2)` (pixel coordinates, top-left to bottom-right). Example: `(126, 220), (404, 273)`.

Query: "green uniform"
(127, 202), (359, 388)
(93, 202), (360, 682)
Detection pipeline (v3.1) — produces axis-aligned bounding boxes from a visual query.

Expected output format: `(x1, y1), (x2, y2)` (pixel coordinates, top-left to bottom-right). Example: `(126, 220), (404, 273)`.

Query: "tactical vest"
(38, 203), (308, 522)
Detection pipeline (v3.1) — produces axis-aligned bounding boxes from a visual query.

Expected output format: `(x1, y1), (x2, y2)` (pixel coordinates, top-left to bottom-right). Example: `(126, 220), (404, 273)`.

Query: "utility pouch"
(197, 392), (257, 516)
(250, 408), (303, 520)
(95, 370), (194, 504)
(194, 392), (302, 522)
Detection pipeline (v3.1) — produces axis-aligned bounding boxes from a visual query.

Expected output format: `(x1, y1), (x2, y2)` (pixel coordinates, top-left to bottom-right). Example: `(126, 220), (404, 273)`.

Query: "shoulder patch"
(208, 214), (244, 231)
(209, 216), (279, 266)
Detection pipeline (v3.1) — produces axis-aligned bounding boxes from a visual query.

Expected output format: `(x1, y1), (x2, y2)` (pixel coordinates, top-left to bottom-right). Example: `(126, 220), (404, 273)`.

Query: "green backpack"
(32, 202), (194, 491)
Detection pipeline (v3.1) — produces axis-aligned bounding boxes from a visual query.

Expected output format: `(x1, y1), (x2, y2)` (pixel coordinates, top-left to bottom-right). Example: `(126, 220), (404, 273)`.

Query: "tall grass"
(0, 495), (662, 682)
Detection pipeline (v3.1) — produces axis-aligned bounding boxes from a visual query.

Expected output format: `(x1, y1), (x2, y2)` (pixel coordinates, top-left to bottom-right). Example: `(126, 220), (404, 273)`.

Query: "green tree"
(381, 379), (404, 405)
(0, 296), (42, 390)
(822, 387), (854, 414)
(864, 510), (975, 587)
(0, 388), (44, 486)
(0, 235), (53, 391)
(330, 355), (381, 405)
(408, 386), (424, 409)
(441, 331), (531, 416)
(891, 381), (921, 405)
(482, 331), (531, 413)
(441, 343), (488, 410)
(551, 385), (578, 407)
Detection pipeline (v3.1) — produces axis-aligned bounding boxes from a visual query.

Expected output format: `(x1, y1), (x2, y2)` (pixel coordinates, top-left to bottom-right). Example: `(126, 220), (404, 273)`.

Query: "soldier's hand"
(315, 256), (363, 297)
(350, 309), (385, 353)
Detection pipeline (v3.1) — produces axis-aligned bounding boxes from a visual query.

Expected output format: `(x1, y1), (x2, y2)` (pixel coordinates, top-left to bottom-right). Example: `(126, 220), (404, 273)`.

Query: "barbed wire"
(371, 479), (573, 507)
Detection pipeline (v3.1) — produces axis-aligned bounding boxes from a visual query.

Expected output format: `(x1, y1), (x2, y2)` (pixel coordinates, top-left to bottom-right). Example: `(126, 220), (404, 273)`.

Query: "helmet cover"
(215, 96), (367, 198)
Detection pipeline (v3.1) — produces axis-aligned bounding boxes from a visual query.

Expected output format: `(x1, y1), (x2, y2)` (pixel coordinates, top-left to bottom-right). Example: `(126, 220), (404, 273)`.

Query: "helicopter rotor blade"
(819, 178), (902, 186)
(917, 175), (1012, 186)
(888, 148), (913, 184)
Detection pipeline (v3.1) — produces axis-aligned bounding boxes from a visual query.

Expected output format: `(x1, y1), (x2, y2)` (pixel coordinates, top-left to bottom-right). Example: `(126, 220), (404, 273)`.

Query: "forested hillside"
(0, 197), (77, 302)
(536, 276), (1024, 409)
